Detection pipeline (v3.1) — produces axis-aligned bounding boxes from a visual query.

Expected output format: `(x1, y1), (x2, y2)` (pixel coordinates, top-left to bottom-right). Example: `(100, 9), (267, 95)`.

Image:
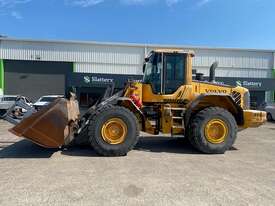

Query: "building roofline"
(0, 37), (274, 53)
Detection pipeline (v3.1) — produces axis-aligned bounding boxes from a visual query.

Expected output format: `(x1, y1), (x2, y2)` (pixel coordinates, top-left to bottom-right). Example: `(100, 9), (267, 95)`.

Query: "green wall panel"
(273, 68), (275, 102)
(0, 59), (4, 95)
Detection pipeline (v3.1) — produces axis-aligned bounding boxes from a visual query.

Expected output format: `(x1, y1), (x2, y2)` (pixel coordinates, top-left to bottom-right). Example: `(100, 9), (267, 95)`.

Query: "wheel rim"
(204, 119), (228, 144)
(101, 118), (127, 145)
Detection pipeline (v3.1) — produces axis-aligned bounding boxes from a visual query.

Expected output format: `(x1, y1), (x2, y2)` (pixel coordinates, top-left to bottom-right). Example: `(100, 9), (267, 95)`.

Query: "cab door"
(163, 53), (186, 94)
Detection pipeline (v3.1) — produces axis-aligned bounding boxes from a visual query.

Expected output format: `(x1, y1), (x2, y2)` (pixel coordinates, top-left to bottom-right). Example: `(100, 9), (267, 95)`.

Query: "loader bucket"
(9, 98), (80, 148)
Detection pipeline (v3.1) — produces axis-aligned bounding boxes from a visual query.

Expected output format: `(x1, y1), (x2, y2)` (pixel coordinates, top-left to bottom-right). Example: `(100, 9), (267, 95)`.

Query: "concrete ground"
(0, 120), (274, 206)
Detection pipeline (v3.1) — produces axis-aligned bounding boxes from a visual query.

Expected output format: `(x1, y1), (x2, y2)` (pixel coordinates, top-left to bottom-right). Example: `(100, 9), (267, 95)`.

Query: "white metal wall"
(0, 40), (144, 63)
(147, 47), (273, 78)
(0, 39), (145, 75)
(75, 62), (142, 75)
(0, 39), (274, 78)
(193, 49), (273, 78)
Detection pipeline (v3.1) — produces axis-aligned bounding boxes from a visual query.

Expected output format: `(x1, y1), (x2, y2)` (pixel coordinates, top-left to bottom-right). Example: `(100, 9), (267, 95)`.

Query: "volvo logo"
(205, 89), (227, 93)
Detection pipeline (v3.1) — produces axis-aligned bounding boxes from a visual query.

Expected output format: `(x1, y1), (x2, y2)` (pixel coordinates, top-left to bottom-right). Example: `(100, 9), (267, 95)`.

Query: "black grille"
(232, 91), (241, 106)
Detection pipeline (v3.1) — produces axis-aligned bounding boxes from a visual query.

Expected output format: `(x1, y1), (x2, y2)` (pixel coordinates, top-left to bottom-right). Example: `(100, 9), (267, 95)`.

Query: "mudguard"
(184, 93), (244, 128)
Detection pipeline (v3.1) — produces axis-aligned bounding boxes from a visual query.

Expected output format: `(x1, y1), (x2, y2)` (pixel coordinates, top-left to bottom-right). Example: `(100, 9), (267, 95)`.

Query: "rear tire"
(88, 106), (139, 156)
(188, 107), (237, 154)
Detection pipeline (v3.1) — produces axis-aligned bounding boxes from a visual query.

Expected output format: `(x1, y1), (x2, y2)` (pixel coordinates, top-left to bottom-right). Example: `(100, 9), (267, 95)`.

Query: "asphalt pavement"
(0, 120), (275, 206)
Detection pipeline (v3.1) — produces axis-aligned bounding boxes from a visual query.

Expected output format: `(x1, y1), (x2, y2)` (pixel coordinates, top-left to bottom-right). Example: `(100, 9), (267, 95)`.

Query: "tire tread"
(188, 107), (237, 154)
(88, 105), (139, 156)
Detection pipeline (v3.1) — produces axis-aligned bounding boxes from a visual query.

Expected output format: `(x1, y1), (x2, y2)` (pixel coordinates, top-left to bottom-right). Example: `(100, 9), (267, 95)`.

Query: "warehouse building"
(0, 38), (274, 108)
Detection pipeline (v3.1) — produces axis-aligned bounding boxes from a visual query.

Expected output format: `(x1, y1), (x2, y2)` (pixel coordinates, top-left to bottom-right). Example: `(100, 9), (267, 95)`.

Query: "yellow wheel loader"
(2, 50), (267, 156)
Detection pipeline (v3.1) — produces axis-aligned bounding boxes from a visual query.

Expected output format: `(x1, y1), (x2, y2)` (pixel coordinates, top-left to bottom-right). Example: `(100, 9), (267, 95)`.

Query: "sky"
(0, 0), (275, 49)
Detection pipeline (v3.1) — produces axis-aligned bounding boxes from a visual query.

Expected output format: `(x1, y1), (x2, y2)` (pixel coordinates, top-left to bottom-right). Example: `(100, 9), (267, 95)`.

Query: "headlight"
(243, 91), (250, 110)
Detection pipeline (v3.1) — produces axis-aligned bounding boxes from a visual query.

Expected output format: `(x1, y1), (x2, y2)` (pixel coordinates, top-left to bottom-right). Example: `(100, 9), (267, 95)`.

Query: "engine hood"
(192, 80), (249, 96)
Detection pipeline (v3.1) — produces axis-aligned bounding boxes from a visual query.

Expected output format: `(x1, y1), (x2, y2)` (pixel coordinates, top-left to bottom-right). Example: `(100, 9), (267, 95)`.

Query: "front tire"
(188, 107), (237, 154)
(88, 106), (139, 156)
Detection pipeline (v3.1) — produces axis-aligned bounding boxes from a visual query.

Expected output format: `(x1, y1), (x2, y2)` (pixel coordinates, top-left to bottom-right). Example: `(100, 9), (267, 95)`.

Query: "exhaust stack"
(209, 61), (219, 82)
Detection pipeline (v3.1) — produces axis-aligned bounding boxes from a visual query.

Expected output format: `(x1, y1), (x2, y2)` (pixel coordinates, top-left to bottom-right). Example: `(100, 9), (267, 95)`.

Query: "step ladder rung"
(172, 116), (183, 119)
(172, 125), (184, 129)
(170, 107), (186, 111)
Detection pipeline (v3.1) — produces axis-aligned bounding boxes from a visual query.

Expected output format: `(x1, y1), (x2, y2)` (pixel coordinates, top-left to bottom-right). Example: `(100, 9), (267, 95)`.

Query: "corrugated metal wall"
(0, 39), (274, 78)
(193, 49), (273, 78)
(0, 39), (145, 75)
(148, 47), (273, 78)
(75, 62), (142, 75)
(0, 40), (144, 63)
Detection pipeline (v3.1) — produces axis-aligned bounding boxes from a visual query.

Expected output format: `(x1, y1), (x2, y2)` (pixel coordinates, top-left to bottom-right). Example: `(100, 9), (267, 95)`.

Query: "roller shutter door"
(4, 60), (73, 101)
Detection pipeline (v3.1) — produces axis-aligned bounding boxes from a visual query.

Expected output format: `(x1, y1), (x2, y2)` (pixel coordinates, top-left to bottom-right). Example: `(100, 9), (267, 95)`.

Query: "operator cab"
(143, 49), (194, 95)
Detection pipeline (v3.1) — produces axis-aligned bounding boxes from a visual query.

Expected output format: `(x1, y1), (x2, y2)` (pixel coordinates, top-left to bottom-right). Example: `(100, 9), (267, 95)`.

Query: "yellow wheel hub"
(204, 119), (228, 144)
(101, 118), (127, 145)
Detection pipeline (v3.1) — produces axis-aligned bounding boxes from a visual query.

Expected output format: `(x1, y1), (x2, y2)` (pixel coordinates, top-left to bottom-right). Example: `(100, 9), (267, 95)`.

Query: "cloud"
(0, 0), (31, 19)
(120, 0), (183, 6)
(165, 0), (181, 7)
(11, 10), (22, 19)
(120, 0), (156, 5)
(65, 0), (105, 7)
(0, 0), (212, 16)
(67, 0), (184, 7)
(197, 0), (211, 7)
(0, 0), (31, 8)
